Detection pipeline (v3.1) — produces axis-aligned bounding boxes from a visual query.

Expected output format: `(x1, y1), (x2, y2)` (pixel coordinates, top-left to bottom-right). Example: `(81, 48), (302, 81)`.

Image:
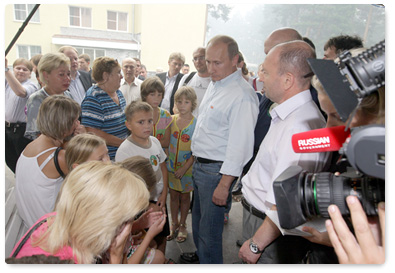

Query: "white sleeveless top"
(15, 147), (64, 228)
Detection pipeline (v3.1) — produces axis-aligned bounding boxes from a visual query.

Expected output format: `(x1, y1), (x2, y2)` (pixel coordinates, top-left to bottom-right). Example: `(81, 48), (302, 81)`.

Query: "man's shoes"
(179, 252), (200, 264)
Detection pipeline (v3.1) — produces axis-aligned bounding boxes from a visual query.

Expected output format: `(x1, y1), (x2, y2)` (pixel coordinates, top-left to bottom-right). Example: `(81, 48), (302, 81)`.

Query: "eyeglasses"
(192, 56), (205, 62)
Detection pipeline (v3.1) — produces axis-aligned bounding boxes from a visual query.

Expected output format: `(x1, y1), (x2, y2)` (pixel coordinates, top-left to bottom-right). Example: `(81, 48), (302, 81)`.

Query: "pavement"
(164, 193), (244, 264)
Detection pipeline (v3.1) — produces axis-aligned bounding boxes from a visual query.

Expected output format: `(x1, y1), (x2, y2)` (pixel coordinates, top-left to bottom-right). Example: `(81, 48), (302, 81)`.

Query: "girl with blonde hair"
(65, 133), (110, 171)
(11, 161), (150, 264)
(166, 86), (197, 243)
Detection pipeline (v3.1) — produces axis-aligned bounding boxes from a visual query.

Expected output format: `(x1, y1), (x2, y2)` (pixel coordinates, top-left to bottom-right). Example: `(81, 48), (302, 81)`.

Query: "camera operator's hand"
(302, 227), (332, 247)
(326, 196), (385, 264)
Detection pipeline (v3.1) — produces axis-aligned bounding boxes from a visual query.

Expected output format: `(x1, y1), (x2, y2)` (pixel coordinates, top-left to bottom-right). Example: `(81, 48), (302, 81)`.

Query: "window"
(69, 6), (91, 28)
(107, 11), (128, 31)
(75, 47), (105, 60)
(14, 4), (40, 22)
(17, 45), (42, 60)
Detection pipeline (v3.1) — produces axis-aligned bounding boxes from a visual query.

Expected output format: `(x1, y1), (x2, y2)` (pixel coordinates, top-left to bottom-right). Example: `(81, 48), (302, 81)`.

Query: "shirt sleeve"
(265, 127), (328, 206)
(24, 93), (43, 140)
(23, 81), (38, 98)
(153, 137), (167, 163)
(220, 96), (259, 177)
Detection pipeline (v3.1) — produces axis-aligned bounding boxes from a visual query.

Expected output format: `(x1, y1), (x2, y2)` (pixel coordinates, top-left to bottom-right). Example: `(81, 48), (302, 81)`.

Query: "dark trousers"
(242, 201), (309, 264)
(5, 123), (31, 173)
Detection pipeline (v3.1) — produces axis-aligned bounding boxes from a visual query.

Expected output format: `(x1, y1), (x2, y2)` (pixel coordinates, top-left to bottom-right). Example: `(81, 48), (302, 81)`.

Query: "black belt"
(241, 197), (266, 220)
(196, 157), (223, 164)
(5, 121), (26, 128)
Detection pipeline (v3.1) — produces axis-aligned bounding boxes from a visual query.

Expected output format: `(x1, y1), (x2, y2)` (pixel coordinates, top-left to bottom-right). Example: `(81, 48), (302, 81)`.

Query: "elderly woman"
(5, 57), (38, 173)
(81, 57), (129, 160)
(25, 53), (75, 140)
(15, 95), (81, 229)
(10, 161), (150, 264)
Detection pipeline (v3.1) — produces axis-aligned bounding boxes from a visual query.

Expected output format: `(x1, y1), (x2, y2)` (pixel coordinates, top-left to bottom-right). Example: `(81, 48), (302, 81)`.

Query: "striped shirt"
(81, 85), (129, 159)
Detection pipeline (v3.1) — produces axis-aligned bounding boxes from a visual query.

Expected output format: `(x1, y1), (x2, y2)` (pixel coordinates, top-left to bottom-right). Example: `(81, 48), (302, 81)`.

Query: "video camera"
(273, 40), (385, 229)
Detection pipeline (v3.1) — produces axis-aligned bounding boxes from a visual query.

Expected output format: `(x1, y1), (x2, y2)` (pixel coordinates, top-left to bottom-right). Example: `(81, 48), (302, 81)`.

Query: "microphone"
(292, 126), (351, 153)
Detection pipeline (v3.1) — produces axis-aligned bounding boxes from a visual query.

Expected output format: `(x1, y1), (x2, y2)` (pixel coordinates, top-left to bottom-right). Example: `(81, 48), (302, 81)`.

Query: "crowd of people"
(5, 27), (385, 264)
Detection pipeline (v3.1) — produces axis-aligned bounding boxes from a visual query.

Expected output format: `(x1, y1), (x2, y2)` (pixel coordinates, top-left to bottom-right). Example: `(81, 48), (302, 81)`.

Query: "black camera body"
(273, 125), (385, 229)
(272, 41), (385, 230)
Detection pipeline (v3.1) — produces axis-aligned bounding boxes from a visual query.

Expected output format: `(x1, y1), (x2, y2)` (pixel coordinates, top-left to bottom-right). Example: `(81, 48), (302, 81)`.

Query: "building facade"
(4, 4), (207, 74)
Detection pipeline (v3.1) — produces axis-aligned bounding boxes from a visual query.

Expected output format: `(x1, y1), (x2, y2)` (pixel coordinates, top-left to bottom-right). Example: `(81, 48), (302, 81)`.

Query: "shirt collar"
(166, 72), (179, 80)
(270, 89), (312, 121)
(122, 77), (137, 86)
(72, 70), (80, 81)
(212, 68), (240, 86)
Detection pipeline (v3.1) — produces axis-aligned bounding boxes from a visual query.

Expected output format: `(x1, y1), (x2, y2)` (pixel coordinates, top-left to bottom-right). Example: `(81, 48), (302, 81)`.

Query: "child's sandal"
(176, 224), (187, 243)
(166, 223), (179, 241)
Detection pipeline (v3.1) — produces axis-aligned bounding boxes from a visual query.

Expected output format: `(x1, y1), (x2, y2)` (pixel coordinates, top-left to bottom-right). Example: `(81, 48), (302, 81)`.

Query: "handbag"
(11, 218), (48, 257)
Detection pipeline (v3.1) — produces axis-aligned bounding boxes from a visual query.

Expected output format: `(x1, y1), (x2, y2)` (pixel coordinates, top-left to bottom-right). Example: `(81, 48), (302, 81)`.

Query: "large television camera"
(273, 40), (385, 229)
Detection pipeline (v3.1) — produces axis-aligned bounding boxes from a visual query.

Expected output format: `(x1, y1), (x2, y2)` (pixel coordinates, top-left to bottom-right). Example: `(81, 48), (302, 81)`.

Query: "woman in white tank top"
(15, 95), (82, 228)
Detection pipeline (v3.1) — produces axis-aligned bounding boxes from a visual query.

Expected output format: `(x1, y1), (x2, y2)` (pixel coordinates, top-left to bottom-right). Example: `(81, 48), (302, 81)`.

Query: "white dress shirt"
(191, 69), (259, 177)
(120, 77), (143, 105)
(161, 72), (179, 112)
(5, 79), (37, 123)
(242, 90), (330, 214)
(68, 71), (86, 105)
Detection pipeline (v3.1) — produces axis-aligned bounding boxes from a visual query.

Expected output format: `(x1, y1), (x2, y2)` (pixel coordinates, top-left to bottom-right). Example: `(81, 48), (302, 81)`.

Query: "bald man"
(264, 27), (303, 54)
(120, 58), (143, 105)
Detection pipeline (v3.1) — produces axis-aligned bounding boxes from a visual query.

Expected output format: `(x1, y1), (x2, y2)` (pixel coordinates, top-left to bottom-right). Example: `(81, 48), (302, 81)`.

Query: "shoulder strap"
(36, 147), (58, 158)
(183, 72), (197, 86)
(11, 218), (48, 258)
(54, 147), (65, 178)
(38, 149), (57, 171)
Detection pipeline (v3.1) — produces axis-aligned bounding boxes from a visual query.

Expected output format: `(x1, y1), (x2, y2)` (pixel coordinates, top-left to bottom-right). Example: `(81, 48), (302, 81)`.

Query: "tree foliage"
(206, 4), (385, 69)
(207, 4), (232, 22)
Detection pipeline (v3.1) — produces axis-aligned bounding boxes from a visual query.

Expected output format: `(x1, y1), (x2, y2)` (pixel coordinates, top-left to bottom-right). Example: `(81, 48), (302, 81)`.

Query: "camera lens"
(273, 165), (385, 229)
(303, 172), (384, 218)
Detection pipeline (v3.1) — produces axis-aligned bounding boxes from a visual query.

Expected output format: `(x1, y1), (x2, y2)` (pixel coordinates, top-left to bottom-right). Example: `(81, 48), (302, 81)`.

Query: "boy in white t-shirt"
(115, 101), (169, 254)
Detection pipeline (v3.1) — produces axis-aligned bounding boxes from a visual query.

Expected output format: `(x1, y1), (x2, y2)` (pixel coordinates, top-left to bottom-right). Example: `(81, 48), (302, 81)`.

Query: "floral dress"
(167, 114), (196, 193)
(153, 107), (173, 142)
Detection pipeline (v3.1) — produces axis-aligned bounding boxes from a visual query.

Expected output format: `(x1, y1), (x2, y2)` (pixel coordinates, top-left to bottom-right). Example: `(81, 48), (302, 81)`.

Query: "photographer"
(301, 49), (385, 263)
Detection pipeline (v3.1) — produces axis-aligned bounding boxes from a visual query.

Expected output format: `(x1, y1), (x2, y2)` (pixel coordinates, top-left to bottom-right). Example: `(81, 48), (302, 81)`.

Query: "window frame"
(17, 45), (42, 60)
(13, 4), (40, 23)
(69, 5), (92, 28)
(107, 10), (128, 32)
(75, 47), (106, 60)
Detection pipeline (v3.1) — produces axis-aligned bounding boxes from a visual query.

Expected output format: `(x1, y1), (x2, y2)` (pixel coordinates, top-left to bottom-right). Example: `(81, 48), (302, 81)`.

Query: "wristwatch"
(249, 238), (263, 254)
(5, 67), (9, 72)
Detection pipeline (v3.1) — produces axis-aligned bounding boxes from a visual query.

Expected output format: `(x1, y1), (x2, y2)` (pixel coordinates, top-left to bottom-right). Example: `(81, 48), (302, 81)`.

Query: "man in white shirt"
(182, 35), (259, 264)
(238, 41), (330, 264)
(156, 52), (185, 114)
(120, 58), (143, 105)
(177, 47), (211, 117)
